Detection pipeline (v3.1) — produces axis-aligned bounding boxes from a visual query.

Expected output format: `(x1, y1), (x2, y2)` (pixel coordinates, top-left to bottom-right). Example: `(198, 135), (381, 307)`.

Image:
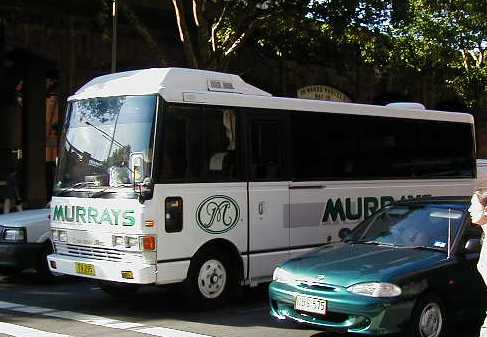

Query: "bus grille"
(54, 242), (125, 261)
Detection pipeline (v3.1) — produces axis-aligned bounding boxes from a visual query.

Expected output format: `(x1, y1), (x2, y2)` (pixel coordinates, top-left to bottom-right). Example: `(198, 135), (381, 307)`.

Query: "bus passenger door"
(289, 183), (331, 258)
(247, 112), (290, 283)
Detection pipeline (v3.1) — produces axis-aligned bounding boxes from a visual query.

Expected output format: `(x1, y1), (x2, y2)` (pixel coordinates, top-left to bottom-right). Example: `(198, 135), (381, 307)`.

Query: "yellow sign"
(297, 85), (350, 102)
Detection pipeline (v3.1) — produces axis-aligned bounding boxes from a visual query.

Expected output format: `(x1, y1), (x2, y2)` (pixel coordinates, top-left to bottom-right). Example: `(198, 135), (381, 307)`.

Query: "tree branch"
(172, 0), (199, 68)
(211, 5), (227, 52)
(461, 50), (470, 71)
(224, 14), (269, 57)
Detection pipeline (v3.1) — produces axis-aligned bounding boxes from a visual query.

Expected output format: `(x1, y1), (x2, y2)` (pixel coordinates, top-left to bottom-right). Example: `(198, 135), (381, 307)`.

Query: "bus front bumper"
(47, 254), (157, 284)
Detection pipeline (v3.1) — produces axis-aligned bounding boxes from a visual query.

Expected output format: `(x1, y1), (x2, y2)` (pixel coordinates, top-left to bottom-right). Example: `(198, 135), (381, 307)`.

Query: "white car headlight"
(347, 282), (402, 297)
(272, 267), (295, 284)
(3, 227), (26, 242)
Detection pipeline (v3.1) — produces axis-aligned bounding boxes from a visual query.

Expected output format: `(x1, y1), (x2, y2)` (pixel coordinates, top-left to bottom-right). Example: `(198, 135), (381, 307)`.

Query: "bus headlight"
(59, 231), (68, 242)
(112, 235), (124, 247)
(347, 282), (402, 297)
(51, 229), (67, 242)
(51, 229), (59, 241)
(125, 236), (139, 249)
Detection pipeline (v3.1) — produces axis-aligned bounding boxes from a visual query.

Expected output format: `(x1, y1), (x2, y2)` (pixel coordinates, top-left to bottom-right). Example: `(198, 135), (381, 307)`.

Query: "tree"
(170, 0), (311, 71)
(388, 1), (487, 110)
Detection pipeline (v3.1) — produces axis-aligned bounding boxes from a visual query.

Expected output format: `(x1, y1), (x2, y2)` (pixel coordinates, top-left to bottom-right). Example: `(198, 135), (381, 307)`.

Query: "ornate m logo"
(196, 195), (240, 234)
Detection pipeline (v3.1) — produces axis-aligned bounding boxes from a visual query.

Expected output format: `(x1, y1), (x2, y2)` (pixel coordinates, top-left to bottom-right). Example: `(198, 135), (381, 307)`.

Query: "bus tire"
(98, 280), (140, 297)
(184, 247), (235, 308)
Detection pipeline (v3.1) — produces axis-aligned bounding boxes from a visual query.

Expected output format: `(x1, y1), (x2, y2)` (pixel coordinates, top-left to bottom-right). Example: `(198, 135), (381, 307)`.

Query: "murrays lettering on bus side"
(322, 194), (431, 223)
(52, 205), (135, 226)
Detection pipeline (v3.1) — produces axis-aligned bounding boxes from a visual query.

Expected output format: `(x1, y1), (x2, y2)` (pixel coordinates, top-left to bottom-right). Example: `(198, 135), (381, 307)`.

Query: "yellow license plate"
(75, 262), (96, 276)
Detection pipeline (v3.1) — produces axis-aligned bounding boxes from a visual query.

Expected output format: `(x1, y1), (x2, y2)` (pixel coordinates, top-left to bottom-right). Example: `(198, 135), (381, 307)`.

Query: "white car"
(0, 207), (52, 277)
(477, 159), (487, 190)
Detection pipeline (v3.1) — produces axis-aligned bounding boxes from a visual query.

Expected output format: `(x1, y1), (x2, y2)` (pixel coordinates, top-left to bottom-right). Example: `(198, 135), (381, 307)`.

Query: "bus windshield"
(54, 95), (157, 194)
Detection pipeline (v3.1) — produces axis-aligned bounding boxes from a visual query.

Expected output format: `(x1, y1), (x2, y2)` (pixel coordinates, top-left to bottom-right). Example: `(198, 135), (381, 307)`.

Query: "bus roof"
(69, 67), (473, 124)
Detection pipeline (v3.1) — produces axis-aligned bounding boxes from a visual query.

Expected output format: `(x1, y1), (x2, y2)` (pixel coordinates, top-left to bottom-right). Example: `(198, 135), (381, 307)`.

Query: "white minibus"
(48, 68), (476, 305)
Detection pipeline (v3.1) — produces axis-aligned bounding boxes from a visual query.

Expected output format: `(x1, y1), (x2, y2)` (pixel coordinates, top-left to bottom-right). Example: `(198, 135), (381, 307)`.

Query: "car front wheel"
(410, 293), (446, 337)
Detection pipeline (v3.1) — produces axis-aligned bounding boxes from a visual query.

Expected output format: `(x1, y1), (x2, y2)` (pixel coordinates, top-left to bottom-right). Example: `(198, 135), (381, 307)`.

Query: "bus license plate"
(75, 262), (96, 276)
(295, 295), (327, 315)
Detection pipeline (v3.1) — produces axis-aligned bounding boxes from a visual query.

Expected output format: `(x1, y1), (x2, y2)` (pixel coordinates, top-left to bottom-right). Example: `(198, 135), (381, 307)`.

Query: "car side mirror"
(464, 238), (481, 253)
(339, 228), (352, 241)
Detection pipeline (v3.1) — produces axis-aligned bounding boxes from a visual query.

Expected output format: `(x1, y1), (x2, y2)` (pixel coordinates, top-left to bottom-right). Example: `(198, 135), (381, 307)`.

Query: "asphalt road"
(0, 271), (481, 337)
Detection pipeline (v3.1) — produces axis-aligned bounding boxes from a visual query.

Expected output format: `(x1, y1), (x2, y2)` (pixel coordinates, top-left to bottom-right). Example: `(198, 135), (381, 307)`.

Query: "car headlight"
(347, 282), (402, 297)
(3, 227), (26, 242)
(272, 267), (295, 284)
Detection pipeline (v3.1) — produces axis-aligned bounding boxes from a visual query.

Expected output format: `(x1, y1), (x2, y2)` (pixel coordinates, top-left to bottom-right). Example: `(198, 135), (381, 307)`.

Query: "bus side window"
(158, 104), (240, 182)
(250, 119), (281, 180)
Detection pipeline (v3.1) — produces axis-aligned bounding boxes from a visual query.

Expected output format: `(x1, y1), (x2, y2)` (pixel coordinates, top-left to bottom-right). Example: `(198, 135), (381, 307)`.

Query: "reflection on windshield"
(55, 95), (156, 193)
(349, 205), (465, 250)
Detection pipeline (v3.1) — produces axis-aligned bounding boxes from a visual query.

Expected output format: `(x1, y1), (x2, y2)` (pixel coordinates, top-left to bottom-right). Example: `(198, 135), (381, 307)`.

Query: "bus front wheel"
(184, 248), (235, 307)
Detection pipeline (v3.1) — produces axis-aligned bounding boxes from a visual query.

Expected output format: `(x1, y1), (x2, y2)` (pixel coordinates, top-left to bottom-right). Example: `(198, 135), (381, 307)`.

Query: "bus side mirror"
(130, 152), (144, 183)
(464, 239), (481, 253)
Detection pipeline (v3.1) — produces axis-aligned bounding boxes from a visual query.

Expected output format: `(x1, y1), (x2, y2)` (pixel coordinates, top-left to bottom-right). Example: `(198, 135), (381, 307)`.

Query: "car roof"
(392, 196), (470, 208)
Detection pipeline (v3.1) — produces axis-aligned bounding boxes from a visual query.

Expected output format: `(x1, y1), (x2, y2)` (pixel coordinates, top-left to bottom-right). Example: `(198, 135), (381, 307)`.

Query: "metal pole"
(447, 208), (451, 259)
(111, 0), (118, 73)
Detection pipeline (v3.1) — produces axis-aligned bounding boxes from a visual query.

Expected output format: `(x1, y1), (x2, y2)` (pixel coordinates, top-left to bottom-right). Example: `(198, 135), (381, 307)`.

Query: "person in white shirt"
(469, 191), (487, 337)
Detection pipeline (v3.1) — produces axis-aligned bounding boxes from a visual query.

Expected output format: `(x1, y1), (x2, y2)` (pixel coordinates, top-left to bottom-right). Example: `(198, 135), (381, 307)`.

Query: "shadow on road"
(0, 272), (483, 337)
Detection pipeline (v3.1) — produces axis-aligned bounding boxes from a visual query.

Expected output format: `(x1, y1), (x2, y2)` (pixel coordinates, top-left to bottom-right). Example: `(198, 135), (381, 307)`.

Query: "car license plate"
(295, 294), (327, 315)
(75, 262), (96, 276)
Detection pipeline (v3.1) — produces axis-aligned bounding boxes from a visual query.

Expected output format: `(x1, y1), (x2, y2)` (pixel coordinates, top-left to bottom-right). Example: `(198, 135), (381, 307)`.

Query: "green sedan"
(269, 197), (486, 336)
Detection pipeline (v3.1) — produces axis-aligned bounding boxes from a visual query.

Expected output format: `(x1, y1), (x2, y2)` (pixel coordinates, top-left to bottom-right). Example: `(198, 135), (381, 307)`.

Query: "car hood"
(0, 209), (50, 227)
(283, 242), (446, 288)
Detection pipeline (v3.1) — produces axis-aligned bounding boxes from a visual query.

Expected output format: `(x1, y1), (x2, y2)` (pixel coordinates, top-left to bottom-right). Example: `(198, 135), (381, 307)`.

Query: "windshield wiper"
(55, 182), (103, 196)
(351, 240), (398, 247)
(90, 189), (116, 198)
(89, 184), (133, 198)
(401, 245), (446, 252)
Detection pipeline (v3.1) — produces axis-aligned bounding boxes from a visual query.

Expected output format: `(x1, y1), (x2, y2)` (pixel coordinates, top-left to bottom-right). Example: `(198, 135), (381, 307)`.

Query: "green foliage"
(282, 0), (487, 112)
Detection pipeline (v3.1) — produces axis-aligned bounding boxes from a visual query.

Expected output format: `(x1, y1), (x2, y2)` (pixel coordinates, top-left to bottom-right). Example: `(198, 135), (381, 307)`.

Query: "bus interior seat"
(209, 151), (235, 178)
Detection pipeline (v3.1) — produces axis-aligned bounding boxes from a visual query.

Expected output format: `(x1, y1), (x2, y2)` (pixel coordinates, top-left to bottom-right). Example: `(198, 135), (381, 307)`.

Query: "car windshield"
(54, 95), (157, 194)
(348, 204), (466, 250)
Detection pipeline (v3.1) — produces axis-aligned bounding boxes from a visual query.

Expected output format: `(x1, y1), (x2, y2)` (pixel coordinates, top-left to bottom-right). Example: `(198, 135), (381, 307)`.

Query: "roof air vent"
(209, 80), (222, 89)
(386, 102), (426, 110)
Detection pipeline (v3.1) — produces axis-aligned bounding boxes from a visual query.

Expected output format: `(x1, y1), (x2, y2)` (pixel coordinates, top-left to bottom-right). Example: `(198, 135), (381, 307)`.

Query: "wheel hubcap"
(197, 259), (227, 299)
(419, 303), (443, 337)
